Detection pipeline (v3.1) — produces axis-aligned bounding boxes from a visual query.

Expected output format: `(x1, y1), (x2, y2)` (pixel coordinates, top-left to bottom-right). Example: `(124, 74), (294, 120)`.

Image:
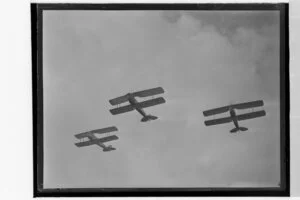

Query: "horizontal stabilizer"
(103, 146), (116, 152)
(133, 87), (164, 98)
(230, 127), (248, 133)
(109, 104), (134, 115)
(204, 116), (232, 126)
(75, 126), (118, 139)
(237, 110), (266, 121)
(234, 100), (264, 110)
(136, 97), (166, 109)
(75, 135), (119, 147)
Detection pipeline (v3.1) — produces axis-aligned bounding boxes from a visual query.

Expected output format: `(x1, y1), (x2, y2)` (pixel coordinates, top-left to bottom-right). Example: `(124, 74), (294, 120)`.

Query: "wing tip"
(158, 87), (164, 93)
(109, 99), (115, 105)
(74, 143), (81, 147)
(74, 132), (87, 139)
(109, 109), (117, 115)
(110, 126), (118, 132)
(254, 100), (264, 106)
(260, 100), (264, 106)
(204, 121), (209, 126)
(203, 110), (213, 117)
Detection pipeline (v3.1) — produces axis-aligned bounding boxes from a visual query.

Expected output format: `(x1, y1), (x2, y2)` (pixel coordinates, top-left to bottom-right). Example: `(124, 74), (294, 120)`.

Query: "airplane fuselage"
(127, 94), (147, 117)
(229, 108), (239, 129)
(87, 135), (110, 151)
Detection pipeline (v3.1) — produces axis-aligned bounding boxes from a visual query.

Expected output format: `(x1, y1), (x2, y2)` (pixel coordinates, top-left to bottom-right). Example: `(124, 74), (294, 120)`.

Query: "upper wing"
(75, 135), (119, 148)
(109, 104), (134, 115)
(109, 95), (129, 106)
(233, 100), (264, 110)
(91, 126), (118, 134)
(203, 106), (230, 117)
(133, 87), (164, 98)
(109, 87), (164, 105)
(136, 97), (166, 109)
(203, 100), (264, 116)
(74, 126), (118, 139)
(237, 110), (266, 121)
(204, 116), (232, 126)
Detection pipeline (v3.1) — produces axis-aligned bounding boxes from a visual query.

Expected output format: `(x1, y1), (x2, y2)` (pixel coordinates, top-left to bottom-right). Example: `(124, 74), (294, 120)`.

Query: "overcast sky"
(43, 10), (280, 188)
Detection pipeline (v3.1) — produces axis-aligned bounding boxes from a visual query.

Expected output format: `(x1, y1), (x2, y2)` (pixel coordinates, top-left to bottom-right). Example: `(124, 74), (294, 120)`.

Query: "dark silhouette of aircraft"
(109, 87), (166, 122)
(203, 100), (266, 133)
(74, 126), (118, 152)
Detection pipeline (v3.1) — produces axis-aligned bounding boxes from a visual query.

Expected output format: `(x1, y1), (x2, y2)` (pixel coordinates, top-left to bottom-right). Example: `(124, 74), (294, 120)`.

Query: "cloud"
(162, 11), (279, 36)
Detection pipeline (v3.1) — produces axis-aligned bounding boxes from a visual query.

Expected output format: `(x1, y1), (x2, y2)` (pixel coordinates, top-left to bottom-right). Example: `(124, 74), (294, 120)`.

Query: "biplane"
(74, 126), (119, 152)
(203, 100), (266, 133)
(109, 87), (166, 122)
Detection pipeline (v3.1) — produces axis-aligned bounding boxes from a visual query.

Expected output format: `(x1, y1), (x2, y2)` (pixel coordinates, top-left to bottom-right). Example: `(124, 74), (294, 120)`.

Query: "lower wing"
(109, 104), (134, 115)
(236, 110), (266, 121)
(75, 135), (119, 147)
(204, 116), (232, 126)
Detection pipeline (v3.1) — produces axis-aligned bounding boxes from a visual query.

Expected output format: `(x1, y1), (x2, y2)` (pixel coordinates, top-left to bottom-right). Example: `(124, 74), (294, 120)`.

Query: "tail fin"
(230, 127), (248, 133)
(141, 115), (158, 122)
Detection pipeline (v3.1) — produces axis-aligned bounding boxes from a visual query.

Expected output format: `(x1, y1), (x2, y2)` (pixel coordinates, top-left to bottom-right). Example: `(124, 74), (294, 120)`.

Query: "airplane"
(74, 126), (119, 152)
(109, 87), (166, 122)
(203, 100), (266, 133)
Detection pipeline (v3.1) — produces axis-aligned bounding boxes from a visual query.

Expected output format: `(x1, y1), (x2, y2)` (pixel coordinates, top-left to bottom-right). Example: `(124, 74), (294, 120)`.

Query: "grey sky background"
(43, 10), (280, 188)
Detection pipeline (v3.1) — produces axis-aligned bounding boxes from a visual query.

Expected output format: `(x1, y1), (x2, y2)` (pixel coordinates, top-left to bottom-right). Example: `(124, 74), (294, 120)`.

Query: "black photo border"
(31, 3), (289, 197)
